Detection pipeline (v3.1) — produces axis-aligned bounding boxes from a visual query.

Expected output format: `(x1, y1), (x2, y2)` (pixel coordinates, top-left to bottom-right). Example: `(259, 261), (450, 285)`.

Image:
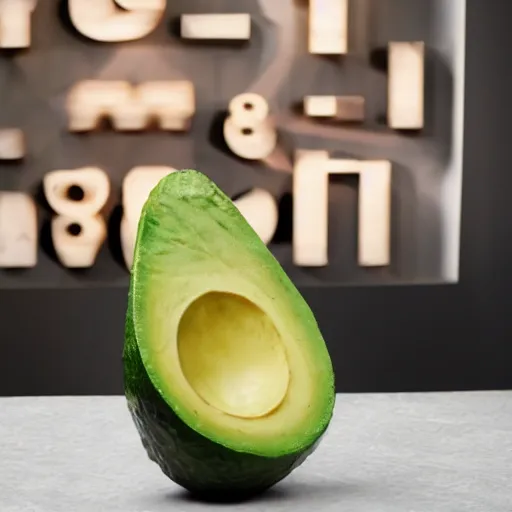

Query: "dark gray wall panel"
(3, 0), (511, 396)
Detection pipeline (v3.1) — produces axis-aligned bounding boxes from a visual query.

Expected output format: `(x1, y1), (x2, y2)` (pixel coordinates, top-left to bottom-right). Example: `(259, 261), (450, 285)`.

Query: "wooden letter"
(0, 129), (24, 159)
(234, 189), (278, 245)
(52, 215), (107, 268)
(121, 166), (176, 268)
(309, 0), (348, 54)
(0, 0), (37, 48)
(67, 80), (195, 132)
(293, 153), (391, 267)
(0, 192), (37, 268)
(388, 41), (425, 129)
(43, 167), (110, 218)
(304, 95), (365, 122)
(180, 14), (251, 41)
(68, 0), (166, 43)
(223, 93), (277, 160)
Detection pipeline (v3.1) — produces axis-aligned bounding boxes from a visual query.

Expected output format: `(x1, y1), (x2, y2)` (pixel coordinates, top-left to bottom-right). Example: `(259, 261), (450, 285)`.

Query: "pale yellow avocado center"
(177, 292), (290, 419)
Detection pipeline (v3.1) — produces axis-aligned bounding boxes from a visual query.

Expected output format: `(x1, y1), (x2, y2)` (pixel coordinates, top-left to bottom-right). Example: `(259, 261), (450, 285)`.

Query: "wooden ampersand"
(223, 93), (277, 160)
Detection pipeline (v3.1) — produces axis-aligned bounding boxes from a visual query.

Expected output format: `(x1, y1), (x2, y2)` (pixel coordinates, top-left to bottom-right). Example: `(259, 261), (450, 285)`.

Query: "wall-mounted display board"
(0, 0), (465, 289)
(3, 0), (512, 395)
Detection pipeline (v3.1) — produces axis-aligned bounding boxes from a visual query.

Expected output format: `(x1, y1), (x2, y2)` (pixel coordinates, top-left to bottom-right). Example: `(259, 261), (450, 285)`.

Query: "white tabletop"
(1, 392), (511, 512)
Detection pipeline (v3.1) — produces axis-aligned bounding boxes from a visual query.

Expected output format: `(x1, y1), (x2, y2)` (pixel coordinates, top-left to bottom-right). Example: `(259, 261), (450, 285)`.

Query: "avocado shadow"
(163, 479), (362, 506)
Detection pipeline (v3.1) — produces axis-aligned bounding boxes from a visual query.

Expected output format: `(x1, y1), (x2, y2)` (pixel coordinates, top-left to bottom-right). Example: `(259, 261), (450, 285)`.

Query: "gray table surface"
(1, 392), (511, 512)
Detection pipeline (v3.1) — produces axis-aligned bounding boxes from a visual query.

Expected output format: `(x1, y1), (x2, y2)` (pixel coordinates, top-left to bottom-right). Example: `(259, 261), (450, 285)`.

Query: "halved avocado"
(124, 170), (335, 499)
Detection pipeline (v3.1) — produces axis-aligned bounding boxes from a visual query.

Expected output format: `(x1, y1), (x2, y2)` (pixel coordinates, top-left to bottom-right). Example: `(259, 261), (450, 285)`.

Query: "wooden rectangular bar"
(309, 0), (348, 54)
(388, 41), (425, 129)
(293, 151), (330, 266)
(180, 14), (251, 40)
(358, 160), (391, 266)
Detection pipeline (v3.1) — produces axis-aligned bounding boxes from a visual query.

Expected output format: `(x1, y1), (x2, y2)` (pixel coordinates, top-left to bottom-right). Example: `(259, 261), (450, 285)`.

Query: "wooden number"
(121, 166), (176, 268)
(180, 14), (251, 41)
(234, 189), (278, 245)
(388, 41), (425, 130)
(68, 0), (166, 43)
(304, 95), (365, 122)
(67, 80), (195, 132)
(43, 167), (110, 268)
(0, 192), (37, 268)
(0, 129), (24, 159)
(0, 0), (37, 48)
(51, 215), (107, 268)
(309, 0), (348, 54)
(293, 152), (391, 267)
(43, 167), (110, 218)
(223, 93), (277, 160)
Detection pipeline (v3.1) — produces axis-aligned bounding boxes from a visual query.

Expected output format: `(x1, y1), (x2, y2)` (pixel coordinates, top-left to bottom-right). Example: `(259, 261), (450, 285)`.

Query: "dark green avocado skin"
(123, 283), (323, 500)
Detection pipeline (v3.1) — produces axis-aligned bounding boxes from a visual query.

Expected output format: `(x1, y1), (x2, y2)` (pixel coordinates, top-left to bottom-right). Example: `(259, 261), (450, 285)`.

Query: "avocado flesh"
(124, 170), (335, 497)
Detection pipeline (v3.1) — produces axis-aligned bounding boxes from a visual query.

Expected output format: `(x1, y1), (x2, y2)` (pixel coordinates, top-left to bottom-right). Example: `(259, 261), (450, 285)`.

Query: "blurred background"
(0, 0), (510, 396)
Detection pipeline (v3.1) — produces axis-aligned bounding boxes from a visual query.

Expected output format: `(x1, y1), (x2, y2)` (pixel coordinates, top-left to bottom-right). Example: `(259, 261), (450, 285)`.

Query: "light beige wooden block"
(358, 160), (391, 266)
(0, 0), (37, 48)
(304, 96), (337, 117)
(304, 95), (365, 122)
(180, 14), (251, 40)
(223, 93), (277, 160)
(0, 129), (24, 159)
(121, 166), (176, 268)
(293, 150), (329, 267)
(52, 215), (106, 268)
(0, 192), (37, 268)
(388, 41), (425, 129)
(293, 155), (391, 267)
(67, 80), (195, 132)
(309, 0), (348, 54)
(68, 0), (165, 42)
(234, 189), (278, 245)
(44, 167), (110, 219)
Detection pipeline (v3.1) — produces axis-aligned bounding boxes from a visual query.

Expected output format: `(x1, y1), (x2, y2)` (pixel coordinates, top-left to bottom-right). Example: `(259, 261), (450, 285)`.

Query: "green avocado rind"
(123, 169), (335, 498)
(124, 283), (322, 498)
